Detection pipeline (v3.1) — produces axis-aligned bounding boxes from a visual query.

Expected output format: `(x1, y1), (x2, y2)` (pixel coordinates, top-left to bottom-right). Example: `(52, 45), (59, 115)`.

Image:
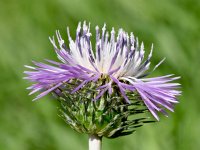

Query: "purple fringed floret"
(24, 21), (181, 120)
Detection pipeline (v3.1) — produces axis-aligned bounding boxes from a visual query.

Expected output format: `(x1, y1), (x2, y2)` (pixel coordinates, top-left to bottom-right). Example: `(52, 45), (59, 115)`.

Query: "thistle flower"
(24, 22), (181, 149)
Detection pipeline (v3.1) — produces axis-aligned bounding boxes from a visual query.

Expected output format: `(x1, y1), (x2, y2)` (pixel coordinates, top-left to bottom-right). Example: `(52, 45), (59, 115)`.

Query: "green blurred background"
(0, 0), (199, 149)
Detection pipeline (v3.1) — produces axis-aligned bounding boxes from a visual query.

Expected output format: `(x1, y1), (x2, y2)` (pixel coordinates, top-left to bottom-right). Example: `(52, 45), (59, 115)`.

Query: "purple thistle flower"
(24, 22), (181, 120)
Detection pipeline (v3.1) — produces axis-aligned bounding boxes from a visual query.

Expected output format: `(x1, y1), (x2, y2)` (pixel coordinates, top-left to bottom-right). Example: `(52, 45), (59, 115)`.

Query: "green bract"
(53, 80), (154, 138)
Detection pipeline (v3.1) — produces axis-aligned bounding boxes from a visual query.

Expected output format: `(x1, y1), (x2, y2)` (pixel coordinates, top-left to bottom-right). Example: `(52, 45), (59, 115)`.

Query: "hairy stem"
(89, 134), (102, 150)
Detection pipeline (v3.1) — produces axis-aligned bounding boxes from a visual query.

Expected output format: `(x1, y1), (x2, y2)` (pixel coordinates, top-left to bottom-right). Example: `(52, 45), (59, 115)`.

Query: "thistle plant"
(24, 22), (181, 150)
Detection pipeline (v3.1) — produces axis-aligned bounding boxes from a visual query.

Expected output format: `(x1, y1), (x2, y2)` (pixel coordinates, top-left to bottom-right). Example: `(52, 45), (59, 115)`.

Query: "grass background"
(0, 0), (200, 149)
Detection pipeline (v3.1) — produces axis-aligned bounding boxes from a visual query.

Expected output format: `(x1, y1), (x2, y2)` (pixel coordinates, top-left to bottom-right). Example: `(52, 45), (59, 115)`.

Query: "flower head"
(24, 22), (181, 121)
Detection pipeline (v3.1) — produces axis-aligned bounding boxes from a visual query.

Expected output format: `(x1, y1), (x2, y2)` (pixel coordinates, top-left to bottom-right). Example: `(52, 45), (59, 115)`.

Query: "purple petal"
(33, 82), (64, 101)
